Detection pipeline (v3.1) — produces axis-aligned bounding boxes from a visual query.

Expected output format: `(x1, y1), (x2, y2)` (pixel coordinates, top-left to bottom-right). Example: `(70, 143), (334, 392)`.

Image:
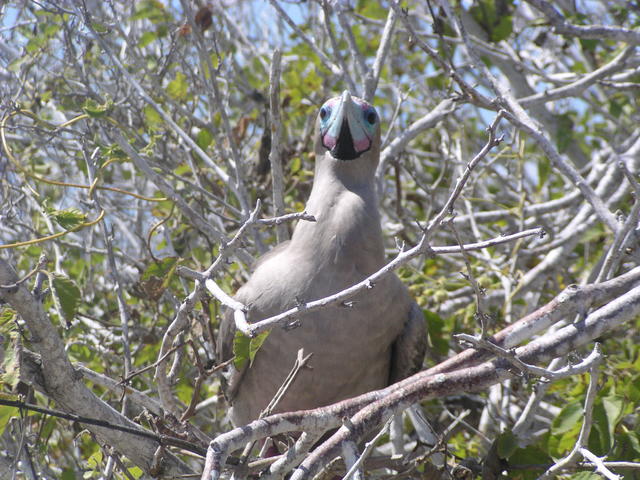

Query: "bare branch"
(526, 0), (640, 44)
(268, 48), (289, 242)
(436, 0), (621, 233)
(0, 259), (193, 476)
(363, 7), (397, 101)
(201, 268), (640, 479)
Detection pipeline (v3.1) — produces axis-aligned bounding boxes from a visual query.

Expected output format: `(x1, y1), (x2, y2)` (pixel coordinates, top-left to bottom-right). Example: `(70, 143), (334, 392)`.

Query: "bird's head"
(316, 91), (380, 162)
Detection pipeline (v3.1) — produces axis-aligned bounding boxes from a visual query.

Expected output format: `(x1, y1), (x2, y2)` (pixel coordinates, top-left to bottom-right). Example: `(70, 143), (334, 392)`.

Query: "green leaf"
(140, 133), (164, 157)
(144, 105), (163, 128)
(167, 72), (188, 101)
(356, 0), (388, 20)
(45, 207), (87, 231)
(139, 31), (157, 49)
(233, 330), (250, 370)
(555, 113), (574, 153)
(249, 331), (270, 366)
(625, 374), (640, 404)
(496, 430), (518, 458)
(1, 338), (20, 390)
(8, 55), (31, 73)
(26, 35), (48, 54)
(85, 449), (103, 472)
(174, 163), (191, 176)
(90, 22), (109, 34)
(602, 394), (625, 438)
(40, 416), (56, 444)
(100, 144), (128, 165)
(469, 0), (514, 43)
(552, 401), (582, 435)
(614, 430), (640, 462)
(82, 98), (113, 118)
(424, 310), (448, 356)
(0, 308), (17, 333)
(505, 444), (551, 479)
(492, 15), (513, 42)
(196, 129), (213, 150)
(537, 156), (551, 190)
(61, 468), (76, 480)
(609, 99), (623, 118)
(127, 466), (144, 479)
(48, 274), (81, 326)
(233, 329), (270, 370)
(588, 395), (625, 455)
(0, 404), (19, 436)
(175, 380), (194, 405)
(571, 473), (601, 480)
(132, 0), (167, 23)
(548, 400), (584, 456)
(590, 402), (612, 454)
(579, 38), (599, 52)
(290, 156), (301, 174)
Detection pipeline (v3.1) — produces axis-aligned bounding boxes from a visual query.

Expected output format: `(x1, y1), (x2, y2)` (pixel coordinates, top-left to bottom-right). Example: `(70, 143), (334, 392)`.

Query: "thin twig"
(343, 417), (393, 480)
(537, 351), (605, 479)
(363, 7), (397, 101)
(268, 48), (289, 242)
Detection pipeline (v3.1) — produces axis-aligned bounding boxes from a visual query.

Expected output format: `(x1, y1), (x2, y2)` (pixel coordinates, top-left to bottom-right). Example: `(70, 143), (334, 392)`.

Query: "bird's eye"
(320, 106), (330, 121)
(365, 109), (377, 125)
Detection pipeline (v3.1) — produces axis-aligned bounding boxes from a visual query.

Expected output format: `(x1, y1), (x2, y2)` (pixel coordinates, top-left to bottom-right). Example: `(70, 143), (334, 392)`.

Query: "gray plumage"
(218, 91), (427, 426)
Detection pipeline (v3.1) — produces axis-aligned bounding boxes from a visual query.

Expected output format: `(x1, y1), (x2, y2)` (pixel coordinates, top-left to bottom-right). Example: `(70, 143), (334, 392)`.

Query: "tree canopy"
(1, 1), (639, 479)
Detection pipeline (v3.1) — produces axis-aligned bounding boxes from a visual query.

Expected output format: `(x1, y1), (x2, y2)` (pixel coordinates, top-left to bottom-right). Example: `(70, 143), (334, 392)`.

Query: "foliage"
(0, 0), (638, 479)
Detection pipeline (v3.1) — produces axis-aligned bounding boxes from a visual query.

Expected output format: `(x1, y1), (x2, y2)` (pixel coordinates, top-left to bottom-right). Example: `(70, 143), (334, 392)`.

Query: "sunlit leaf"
(132, 0), (167, 23)
(1, 338), (20, 390)
(196, 129), (213, 150)
(0, 308), (17, 333)
(167, 72), (188, 101)
(551, 401), (582, 435)
(82, 98), (113, 118)
(249, 330), (270, 366)
(602, 394), (625, 438)
(139, 30), (157, 48)
(0, 404), (19, 436)
(144, 105), (163, 128)
(356, 0), (388, 20)
(48, 274), (81, 326)
(45, 207), (87, 231)
(127, 466), (144, 479)
(233, 330), (250, 371)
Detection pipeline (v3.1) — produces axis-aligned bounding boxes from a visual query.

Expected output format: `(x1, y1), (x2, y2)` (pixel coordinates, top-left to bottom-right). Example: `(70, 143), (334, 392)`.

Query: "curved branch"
(201, 266), (640, 479)
(0, 258), (193, 477)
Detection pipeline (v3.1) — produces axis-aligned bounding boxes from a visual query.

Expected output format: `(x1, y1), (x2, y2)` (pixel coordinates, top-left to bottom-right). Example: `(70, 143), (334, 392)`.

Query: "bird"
(218, 90), (427, 426)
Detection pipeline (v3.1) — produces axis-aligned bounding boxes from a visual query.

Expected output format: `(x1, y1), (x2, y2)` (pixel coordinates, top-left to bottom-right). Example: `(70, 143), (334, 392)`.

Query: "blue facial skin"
(320, 91), (378, 161)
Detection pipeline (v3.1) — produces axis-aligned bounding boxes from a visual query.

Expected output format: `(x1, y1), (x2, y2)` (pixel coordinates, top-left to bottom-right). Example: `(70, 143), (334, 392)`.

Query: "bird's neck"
(289, 153), (385, 270)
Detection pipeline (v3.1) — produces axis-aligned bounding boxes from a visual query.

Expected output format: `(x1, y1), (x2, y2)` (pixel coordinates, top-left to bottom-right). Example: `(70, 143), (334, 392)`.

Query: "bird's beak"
(322, 91), (372, 161)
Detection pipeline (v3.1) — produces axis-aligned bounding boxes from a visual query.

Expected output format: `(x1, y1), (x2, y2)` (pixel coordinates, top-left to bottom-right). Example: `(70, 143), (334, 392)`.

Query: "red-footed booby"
(218, 91), (427, 426)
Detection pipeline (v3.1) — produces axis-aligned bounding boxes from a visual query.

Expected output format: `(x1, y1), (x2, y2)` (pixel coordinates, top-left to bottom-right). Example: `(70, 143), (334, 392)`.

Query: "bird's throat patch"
(329, 120), (360, 161)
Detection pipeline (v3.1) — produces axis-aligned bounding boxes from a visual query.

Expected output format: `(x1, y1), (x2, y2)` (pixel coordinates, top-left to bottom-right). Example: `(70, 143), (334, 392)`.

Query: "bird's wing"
(217, 240), (292, 402)
(389, 299), (428, 384)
